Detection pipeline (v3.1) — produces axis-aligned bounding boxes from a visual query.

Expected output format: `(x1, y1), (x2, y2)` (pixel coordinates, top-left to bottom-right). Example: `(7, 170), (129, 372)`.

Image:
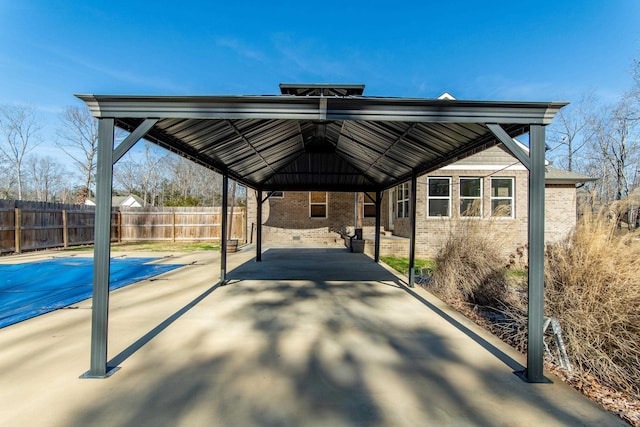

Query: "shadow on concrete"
(106, 281), (223, 369)
(399, 285), (526, 373)
(69, 248), (622, 426)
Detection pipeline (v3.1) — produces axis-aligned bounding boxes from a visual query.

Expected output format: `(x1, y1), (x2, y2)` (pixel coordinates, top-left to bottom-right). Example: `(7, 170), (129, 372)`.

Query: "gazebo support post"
(81, 118), (157, 379)
(82, 118), (118, 378)
(526, 124), (547, 382)
(374, 190), (382, 262)
(220, 174), (228, 283)
(256, 189), (263, 262)
(408, 174), (417, 287)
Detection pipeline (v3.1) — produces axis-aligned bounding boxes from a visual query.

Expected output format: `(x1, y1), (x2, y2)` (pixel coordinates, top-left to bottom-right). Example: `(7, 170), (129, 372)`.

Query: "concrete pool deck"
(0, 246), (625, 426)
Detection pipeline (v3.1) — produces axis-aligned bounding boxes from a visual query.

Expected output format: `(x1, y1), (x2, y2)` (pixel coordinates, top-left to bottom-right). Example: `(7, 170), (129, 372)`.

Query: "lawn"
(67, 241), (220, 252)
(380, 256), (435, 276)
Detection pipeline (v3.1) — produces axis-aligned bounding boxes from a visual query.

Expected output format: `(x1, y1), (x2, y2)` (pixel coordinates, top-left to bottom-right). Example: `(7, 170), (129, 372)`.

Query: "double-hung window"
(396, 183), (409, 218)
(363, 192), (376, 218)
(309, 192), (327, 218)
(490, 178), (514, 217)
(428, 177), (451, 217)
(459, 178), (482, 217)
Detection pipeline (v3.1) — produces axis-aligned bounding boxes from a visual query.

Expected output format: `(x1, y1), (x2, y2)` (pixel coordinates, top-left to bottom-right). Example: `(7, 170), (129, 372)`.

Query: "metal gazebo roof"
(77, 89), (565, 192)
(78, 84), (566, 385)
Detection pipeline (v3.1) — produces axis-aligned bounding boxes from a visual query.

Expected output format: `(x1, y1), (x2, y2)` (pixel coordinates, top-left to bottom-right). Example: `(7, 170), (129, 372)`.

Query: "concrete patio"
(0, 247), (625, 426)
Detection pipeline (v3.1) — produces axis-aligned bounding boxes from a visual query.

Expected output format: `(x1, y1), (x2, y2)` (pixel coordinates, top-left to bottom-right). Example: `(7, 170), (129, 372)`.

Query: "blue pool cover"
(0, 257), (182, 328)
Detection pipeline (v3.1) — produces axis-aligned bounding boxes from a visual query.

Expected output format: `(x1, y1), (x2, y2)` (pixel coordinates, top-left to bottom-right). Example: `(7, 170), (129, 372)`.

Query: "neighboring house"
(85, 194), (144, 208)
(246, 144), (593, 258)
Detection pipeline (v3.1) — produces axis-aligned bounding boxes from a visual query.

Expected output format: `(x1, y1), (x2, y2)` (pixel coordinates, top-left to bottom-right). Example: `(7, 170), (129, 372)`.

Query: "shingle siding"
(447, 145), (525, 167)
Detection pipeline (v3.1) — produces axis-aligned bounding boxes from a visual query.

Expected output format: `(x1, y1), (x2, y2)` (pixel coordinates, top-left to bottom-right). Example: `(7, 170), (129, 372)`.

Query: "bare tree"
(0, 158), (16, 198)
(114, 158), (141, 196)
(113, 142), (168, 206)
(56, 186), (75, 204)
(139, 142), (168, 206)
(56, 106), (99, 202)
(162, 156), (222, 206)
(631, 56), (640, 102)
(590, 95), (639, 201)
(167, 157), (194, 203)
(0, 105), (42, 199)
(547, 92), (598, 172)
(24, 155), (66, 202)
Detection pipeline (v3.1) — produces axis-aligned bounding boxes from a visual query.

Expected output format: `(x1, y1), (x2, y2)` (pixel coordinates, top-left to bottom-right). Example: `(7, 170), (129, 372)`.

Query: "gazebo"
(78, 84), (566, 383)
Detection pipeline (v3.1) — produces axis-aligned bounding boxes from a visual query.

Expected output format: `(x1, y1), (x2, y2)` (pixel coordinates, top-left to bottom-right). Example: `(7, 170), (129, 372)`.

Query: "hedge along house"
(247, 142), (592, 258)
(78, 83), (566, 383)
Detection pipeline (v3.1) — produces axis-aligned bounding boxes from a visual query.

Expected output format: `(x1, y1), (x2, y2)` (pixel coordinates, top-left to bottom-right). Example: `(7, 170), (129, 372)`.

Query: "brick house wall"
(246, 191), (389, 246)
(246, 145), (584, 258)
(544, 184), (578, 241)
(392, 169), (529, 258)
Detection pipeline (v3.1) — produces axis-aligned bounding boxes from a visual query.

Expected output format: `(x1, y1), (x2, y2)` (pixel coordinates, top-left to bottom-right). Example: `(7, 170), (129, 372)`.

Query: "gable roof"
(544, 167), (595, 184)
(77, 85), (566, 192)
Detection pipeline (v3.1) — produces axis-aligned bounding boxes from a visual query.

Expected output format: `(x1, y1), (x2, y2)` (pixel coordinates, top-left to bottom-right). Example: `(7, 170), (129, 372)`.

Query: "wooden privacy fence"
(0, 200), (246, 254)
(0, 200), (111, 254)
(118, 207), (246, 243)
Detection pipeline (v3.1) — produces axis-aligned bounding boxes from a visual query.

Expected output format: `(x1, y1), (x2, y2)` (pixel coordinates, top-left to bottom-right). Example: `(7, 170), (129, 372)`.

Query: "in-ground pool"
(0, 257), (182, 328)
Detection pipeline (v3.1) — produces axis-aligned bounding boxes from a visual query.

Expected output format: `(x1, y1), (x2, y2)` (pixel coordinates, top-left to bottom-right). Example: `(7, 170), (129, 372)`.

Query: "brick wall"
(545, 184), (578, 242)
(390, 171), (528, 258)
(391, 174), (577, 258)
(246, 175), (579, 257)
(364, 238), (409, 258)
(247, 191), (389, 246)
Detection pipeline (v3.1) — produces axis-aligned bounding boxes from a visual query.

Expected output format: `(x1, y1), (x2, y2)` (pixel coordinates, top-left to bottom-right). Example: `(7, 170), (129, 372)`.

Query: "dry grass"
(424, 210), (640, 422)
(430, 217), (509, 306)
(544, 211), (640, 397)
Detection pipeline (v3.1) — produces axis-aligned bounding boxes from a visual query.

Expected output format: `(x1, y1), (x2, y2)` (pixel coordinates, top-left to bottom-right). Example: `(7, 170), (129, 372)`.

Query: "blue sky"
(1, 0), (639, 160)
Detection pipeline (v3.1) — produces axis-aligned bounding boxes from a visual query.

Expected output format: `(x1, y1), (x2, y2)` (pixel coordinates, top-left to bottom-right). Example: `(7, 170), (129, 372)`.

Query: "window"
(459, 178), (482, 217)
(363, 192), (376, 218)
(396, 183), (409, 218)
(491, 178), (514, 217)
(309, 192), (327, 218)
(268, 191), (283, 198)
(428, 177), (451, 217)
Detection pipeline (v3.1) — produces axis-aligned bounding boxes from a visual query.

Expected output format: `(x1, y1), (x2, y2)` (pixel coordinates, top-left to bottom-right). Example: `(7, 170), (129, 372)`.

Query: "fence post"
(172, 211), (176, 242)
(62, 210), (69, 248)
(242, 209), (246, 243)
(14, 208), (21, 254)
(117, 210), (122, 243)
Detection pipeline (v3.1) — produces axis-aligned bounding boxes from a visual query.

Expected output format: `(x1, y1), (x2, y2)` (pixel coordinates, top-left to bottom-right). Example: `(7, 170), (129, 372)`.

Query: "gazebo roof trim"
(76, 92), (567, 192)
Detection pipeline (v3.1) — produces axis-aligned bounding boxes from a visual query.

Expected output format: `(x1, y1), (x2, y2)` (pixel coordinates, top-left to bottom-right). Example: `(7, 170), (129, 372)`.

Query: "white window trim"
(427, 177), (451, 218)
(397, 183), (409, 218)
(268, 191), (283, 199)
(459, 177), (483, 217)
(490, 177), (515, 218)
(309, 192), (328, 218)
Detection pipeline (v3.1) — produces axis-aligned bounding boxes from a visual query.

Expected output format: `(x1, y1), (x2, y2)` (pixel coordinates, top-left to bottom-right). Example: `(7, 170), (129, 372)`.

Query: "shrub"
(430, 217), (509, 306)
(544, 211), (640, 396)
